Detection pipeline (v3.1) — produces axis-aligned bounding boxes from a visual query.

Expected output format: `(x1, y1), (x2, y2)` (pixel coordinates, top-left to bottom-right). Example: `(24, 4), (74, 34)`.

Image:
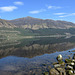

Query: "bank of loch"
(44, 54), (75, 75)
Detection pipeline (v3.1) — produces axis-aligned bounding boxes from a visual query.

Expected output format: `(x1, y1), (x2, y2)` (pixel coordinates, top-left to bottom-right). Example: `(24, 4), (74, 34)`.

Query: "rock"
(72, 59), (75, 62)
(73, 70), (75, 73)
(73, 65), (75, 70)
(70, 62), (74, 66)
(69, 51), (71, 52)
(49, 54), (75, 75)
(56, 68), (66, 75)
(68, 55), (72, 59)
(66, 65), (73, 70)
(66, 70), (73, 75)
(65, 59), (72, 63)
(53, 62), (58, 65)
(57, 54), (62, 61)
(48, 66), (51, 70)
(44, 72), (49, 75)
(58, 60), (65, 66)
(54, 64), (61, 68)
(49, 68), (59, 75)
(73, 54), (75, 59)
(42, 64), (47, 66)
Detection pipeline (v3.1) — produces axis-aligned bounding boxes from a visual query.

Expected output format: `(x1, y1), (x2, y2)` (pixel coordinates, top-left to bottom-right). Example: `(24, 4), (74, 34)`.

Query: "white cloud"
(29, 9), (46, 14)
(71, 13), (75, 15)
(54, 13), (66, 15)
(0, 6), (18, 12)
(14, 1), (24, 5)
(29, 11), (40, 14)
(59, 16), (65, 17)
(59, 13), (75, 17)
(48, 5), (62, 9)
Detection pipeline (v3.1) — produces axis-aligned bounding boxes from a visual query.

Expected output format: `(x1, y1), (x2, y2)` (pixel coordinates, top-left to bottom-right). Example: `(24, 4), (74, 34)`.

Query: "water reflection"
(0, 37), (75, 58)
(0, 36), (75, 75)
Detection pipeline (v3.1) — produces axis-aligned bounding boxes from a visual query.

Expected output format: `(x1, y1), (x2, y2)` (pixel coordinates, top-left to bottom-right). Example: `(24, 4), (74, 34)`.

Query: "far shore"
(1, 34), (75, 40)
(21, 34), (75, 39)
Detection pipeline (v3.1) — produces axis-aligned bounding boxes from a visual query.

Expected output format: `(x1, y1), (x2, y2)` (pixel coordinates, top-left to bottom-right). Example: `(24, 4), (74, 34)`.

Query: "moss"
(65, 59), (72, 63)
(66, 70), (73, 75)
(58, 60), (65, 66)
(43, 72), (49, 75)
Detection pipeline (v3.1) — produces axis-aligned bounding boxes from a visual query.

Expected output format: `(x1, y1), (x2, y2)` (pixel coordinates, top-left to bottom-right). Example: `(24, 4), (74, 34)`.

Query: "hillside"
(0, 17), (75, 38)
(8, 16), (75, 30)
(0, 19), (16, 28)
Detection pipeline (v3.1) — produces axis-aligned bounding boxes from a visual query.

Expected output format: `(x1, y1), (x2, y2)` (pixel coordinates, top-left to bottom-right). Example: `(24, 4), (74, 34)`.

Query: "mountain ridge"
(0, 19), (16, 28)
(8, 16), (75, 30)
(0, 16), (75, 30)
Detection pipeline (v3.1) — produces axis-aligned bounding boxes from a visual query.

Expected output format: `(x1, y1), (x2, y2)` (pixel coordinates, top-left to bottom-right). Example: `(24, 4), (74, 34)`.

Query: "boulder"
(66, 65), (73, 70)
(57, 54), (62, 61)
(49, 68), (59, 75)
(56, 68), (66, 75)
(54, 64), (61, 68)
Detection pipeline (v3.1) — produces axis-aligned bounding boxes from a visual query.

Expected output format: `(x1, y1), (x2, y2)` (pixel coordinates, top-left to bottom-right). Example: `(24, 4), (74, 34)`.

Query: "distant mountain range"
(0, 16), (75, 29)
(7, 16), (75, 29)
(0, 17), (75, 36)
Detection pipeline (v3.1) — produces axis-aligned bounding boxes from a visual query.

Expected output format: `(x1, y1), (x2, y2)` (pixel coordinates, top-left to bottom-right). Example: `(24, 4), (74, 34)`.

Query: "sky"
(0, 0), (75, 23)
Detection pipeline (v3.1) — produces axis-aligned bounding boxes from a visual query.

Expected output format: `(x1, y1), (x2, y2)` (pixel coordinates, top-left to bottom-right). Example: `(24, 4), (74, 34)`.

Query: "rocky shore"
(44, 54), (75, 75)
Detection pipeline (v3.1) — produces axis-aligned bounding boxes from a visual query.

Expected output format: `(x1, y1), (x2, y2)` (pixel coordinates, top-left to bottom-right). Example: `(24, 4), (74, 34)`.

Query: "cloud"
(54, 13), (66, 15)
(29, 9), (46, 14)
(48, 5), (62, 9)
(29, 11), (40, 14)
(59, 16), (65, 17)
(0, 6), (18, 12)
(14, 1), (24, 5)
(59, 13), (75, 17)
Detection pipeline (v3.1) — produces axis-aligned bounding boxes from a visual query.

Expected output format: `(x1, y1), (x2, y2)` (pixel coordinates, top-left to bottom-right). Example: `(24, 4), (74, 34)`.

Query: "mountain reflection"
(0, 36), (75, 58)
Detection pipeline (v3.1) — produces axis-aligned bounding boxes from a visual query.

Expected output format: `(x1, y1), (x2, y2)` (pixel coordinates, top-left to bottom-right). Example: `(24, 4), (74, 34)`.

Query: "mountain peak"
(26, 16), (33, 18)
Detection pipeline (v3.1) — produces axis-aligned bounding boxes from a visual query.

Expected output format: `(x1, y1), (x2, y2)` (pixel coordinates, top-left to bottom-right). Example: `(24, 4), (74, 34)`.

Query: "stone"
(57, 54), (62, 61)
(44, 72), (49, 75)
(48, 66), (51, 70)
(70, 62), (74, 66)
(54, 64), (61, 68)
(65, 59), (72, 63)
(58, 60), (65, 66)
(73, 54), (75, 59)
(73, 65), (75, 70)
(53, 62), (58, 65)
(56, 68), (66, 75)
(68, 55), (72, 59)
(49, 68), (59, 75)
(73, 70), (75, 73)
(66, 65), (73, 70)
(42, 64), (47, 66)
(67, 70), (73, 75)
(49, 54), (75, 75)
(72, 59), (75, 62)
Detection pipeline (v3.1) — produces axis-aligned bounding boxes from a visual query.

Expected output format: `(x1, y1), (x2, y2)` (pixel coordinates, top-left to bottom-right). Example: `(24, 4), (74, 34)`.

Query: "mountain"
(8, 16), (75, 30)
(1, 17), (75, 36)
(0, 19), (16, 28)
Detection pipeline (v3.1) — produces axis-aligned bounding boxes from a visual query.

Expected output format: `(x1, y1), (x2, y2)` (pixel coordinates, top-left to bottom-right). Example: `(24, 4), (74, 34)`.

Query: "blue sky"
(0, 0), (75, 23)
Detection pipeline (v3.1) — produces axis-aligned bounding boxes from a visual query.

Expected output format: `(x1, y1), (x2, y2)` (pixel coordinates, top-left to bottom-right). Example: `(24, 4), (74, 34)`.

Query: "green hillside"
(1, 27), (75, 39)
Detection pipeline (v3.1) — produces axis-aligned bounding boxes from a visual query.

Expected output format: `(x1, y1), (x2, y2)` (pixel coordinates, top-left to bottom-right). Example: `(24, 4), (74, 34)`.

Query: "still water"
(0, 36), (75, 75)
